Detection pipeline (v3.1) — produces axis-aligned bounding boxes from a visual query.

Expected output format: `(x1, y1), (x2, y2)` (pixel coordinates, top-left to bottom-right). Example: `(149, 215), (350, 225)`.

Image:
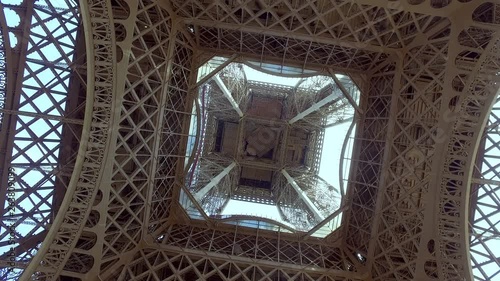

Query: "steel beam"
(194, 54), (238, 89)
(182, 18), (396, 55)
(281, 169), (324, 222)
(329, 69), (362, 115)
(0, 0), (34, 224)
(0, 109), (83, 125)
(324, 116), (354, 128)
(213, 75), (244, 117)
(303, 205), (346, 239)
(289, 89), (341, 124)
(351, 0), (476, 17)
(151, 244), (365, 280)
(194, 162), (236, 201)
(472, 178), (500, 186)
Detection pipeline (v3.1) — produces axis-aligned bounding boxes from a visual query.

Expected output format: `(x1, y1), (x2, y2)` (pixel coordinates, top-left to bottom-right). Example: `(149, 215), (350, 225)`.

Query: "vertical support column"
(142, 16), (180, 237)
(365, 55), (402, 269)
(53, 22), (88, 217)
(79, 0), (139, 279)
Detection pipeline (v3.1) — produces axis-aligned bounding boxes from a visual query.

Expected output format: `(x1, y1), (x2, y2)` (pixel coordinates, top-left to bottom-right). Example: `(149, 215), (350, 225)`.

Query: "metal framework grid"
(183, 65), (347, 229)
(0, 0), (497, 280)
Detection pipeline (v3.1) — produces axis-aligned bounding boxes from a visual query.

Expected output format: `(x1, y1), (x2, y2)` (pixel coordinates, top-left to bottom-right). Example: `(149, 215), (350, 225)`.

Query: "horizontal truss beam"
(0, 108), (84, 125)
(183, 18), (397, 55)
(149, 244), (365, 280)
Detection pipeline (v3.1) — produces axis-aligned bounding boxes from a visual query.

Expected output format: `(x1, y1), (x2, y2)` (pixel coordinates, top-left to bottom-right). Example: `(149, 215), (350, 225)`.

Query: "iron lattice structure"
(0, 0), (498, 280)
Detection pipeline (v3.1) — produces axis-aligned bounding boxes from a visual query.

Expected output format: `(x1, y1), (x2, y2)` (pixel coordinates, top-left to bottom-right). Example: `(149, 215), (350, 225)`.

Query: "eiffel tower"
(0, 0), (499, 280)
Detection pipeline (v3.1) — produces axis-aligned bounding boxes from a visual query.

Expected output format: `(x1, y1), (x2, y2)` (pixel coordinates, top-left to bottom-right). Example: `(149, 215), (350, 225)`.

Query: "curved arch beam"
(20, 0), (116, 279)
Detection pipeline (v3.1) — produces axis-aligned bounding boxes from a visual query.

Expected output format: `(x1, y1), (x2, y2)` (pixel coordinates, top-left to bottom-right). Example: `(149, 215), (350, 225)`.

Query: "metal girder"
(365, 57), (402, 273)
(152, 244), (363, 280)
(289, 88), (341, 124)
(469, 94), (500, 281)
(12, 1), (500, 281)
(416, 32), (500, 281)
(235, 117), (245, 159)
(171, 0), (445, 53)
(141, 7), (181, 239)
(0, 109), (83, 125)
(143, 223), (365, 279)
(472, 177), (500, 186)
(183, 18), (396, 55)
(79, 1), (140, 279)
(329, 69), (362, 115)
(0, 0), (35, 247)
(0, 1), (86, 279)
(345, 4), (500, 280)
(195, 28), (388, 73)
(194, 162), (236, 201)
(304, 205), (346, 238)
(20, 0), (115, 279)
(351, 0), (484, 17)
(213, 74), (244, 117)
(281, 169), (324, 222)
(278, 123), (289, 168)
(194, 54), (238, 89)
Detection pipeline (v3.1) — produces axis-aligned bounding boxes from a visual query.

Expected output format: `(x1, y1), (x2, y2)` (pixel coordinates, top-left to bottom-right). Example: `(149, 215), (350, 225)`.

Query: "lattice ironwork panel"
(147, 21), (196, 235)
(158, 224), (358, 270)
(8, 1), (500, 281)
(344, 62), (395, 257)
(171, 0), (444, 51)
(196, 26), (388, 73)
(117, 248), (358, 281)
(0, 1), (82, 279)
(470, 96), (500, 281)
(91, 223), (366, 281)
(96, 0), (176, 273)
(17, 0), (115, 279)
(467, 10), (500, 275)
(345, 3), (500, 280)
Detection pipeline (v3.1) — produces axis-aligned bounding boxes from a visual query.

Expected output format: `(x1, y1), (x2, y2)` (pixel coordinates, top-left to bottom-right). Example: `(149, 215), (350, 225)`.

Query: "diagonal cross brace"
(281, 169), (324, 222)
(289, 86), (341, 124)
(213, 75), (244, 117)
(194, 162), (237, 201)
